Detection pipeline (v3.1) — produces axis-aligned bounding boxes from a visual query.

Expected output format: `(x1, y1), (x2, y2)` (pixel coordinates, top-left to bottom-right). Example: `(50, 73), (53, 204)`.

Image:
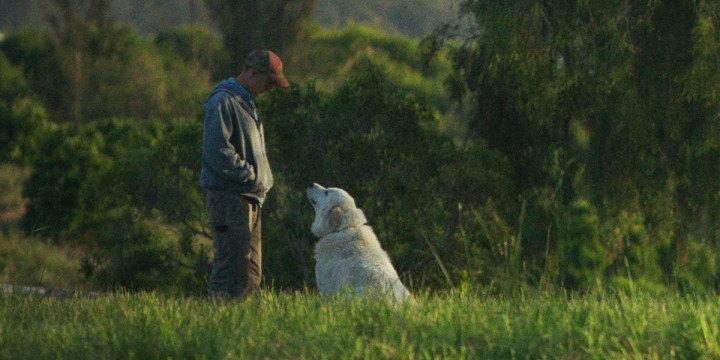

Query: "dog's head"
(306, 183), (367, 237)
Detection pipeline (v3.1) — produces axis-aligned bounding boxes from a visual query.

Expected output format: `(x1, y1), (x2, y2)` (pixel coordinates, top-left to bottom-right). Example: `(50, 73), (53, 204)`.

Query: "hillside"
(0, 0), (461, 38)
(286, 24), (452, 111)
(314, 0), (459, 38)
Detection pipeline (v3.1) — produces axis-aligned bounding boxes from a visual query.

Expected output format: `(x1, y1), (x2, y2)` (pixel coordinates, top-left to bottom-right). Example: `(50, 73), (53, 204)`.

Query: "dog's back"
(314, 223), (412, 305)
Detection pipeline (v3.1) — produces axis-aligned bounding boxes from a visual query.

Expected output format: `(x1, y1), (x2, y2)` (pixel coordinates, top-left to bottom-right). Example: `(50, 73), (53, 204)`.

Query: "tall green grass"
(1, 289), (718, 359)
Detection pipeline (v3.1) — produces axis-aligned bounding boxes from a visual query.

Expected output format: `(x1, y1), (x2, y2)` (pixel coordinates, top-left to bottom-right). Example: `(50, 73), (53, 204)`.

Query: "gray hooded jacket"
(200, 78), (273, 204)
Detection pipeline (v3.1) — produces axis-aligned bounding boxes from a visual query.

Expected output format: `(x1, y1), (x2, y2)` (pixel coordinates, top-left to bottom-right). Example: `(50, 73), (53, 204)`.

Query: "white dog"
(306, 183), (412, 305)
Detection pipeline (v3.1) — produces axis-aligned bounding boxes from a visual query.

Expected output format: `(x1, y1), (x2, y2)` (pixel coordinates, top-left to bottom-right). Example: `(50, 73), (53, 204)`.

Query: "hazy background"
(0, 0), (459, 38)
(2, 0), (720, 296)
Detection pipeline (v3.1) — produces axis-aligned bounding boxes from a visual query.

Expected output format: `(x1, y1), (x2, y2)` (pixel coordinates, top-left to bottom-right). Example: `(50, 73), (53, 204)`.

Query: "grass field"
(1, 289), (719, 359)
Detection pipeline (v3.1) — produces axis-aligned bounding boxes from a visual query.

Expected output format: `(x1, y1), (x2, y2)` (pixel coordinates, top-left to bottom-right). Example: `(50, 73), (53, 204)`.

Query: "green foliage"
(0, 98), (52, 164)
(21, 118), (210, 293)
(0, 40), (54, 165)
(561, 199), (606, 290)
(424, 0), (720, 292)
(261, 62), (513, 288)
(288, 24), (453, 113)
(1, 25), (212, 123)
(79, 25), (166, 120)
(0, 29), (66, 113)
(0, 53), (53, 164)
(73, 119), (209, 292)
(79, 206), (202, 292)
(605, 212), (666, 294)
(5, 0), (720, 295)
(674, 238), (719, 292)
(155, 24), (230, 81)
(0, 53), (30, 101)
(205, 0), (315, 74)
(77, 24), (212, 121)
(21, 123), (110, 237)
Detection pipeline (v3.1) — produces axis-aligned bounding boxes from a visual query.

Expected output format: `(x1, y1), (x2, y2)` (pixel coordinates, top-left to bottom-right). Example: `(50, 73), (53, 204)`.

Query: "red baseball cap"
(244, 50), (290, 88)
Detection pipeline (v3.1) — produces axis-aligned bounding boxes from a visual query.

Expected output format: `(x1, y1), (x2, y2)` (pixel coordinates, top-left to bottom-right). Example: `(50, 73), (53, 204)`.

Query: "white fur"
(307, 183), (412, 305)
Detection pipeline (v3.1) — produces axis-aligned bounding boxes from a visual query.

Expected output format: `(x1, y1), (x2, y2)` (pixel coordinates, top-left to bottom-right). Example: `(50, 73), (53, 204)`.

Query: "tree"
(155, 24), (230, 81)
(48, 0), (97, 122)
(204, 0), (315, 71)
(0, 29), (66, 117)
(424, 0), (720, 290)
(22, 118), (210, 293)
(0, 53), (52, 165)
(261, 62), (513, 288)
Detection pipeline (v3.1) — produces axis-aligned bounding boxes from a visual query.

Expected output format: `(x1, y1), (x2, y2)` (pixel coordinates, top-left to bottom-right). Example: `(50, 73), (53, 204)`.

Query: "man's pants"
(206, 190), (262, 299)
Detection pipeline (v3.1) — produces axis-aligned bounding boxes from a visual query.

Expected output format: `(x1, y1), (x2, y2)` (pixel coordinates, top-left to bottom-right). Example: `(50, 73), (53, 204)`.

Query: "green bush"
(261, 62), (514, 289)
(606, 212), (666, 293)
(673, 238), (719, 292)
(561, 199), (606, 290)
(0, 54), (52, 164)
(0, 98), (52, 165)
(80, 206), (207, 293)
(21, 123), (110, 238)
(155, 24), (230, 81)
(288, 24), (452, 113)
(2, 26), (212, 123)
(22, 118), (210, 293)
(0, 29), (66, 114)
(0, 53), (31, 102)
(78, 24), (212, 121)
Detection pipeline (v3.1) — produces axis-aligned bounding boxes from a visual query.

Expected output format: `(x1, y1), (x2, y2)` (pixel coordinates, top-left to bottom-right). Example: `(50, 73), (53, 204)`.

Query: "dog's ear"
(328, 206), (343, 229)
(344, 208), (367, 228)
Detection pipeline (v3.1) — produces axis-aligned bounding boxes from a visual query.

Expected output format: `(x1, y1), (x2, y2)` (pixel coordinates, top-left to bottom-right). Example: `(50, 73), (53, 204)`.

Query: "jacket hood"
(209, 78), (254, 105)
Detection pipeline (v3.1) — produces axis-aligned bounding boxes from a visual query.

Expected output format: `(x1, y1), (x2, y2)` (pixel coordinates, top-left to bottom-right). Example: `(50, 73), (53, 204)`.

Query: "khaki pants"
(206, 190), (262, 299)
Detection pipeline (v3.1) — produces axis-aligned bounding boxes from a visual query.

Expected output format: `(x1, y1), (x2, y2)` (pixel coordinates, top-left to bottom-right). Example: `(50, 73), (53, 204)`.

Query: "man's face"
(252, 70), (274, 96)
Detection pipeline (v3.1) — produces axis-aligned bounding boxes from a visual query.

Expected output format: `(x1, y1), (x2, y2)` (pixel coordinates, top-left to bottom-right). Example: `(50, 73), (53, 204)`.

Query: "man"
(200, 50), (289, 299)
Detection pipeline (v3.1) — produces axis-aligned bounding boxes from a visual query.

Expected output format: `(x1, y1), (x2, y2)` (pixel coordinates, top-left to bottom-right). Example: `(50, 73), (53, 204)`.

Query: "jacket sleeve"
(202, 95), (255, 183)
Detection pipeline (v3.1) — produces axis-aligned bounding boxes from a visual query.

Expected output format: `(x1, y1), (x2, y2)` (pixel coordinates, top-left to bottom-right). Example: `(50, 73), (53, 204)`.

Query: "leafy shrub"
(606, 212), (666, 293)
(673, 238), (719, 292)
(0, 53), (31, 102)
(0, 54), (52, 165)
(155, 24), (230, 81)
(78, 24), (211, 121)
(0, 98), (52, 165)
(2, 26), (212, 123)
(561, 199), (606, 290)
(0, 29), (66, 114)
(80, 206), (208, 293)
(261, 62), (513, 289)
(21, 123), (110, 238)
(22, 118), (210, 294)
(288, 24), (452, 113)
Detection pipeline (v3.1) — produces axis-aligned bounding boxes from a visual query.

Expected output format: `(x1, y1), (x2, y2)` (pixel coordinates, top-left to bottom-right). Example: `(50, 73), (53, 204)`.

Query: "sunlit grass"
(1, 289), (719, 359)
